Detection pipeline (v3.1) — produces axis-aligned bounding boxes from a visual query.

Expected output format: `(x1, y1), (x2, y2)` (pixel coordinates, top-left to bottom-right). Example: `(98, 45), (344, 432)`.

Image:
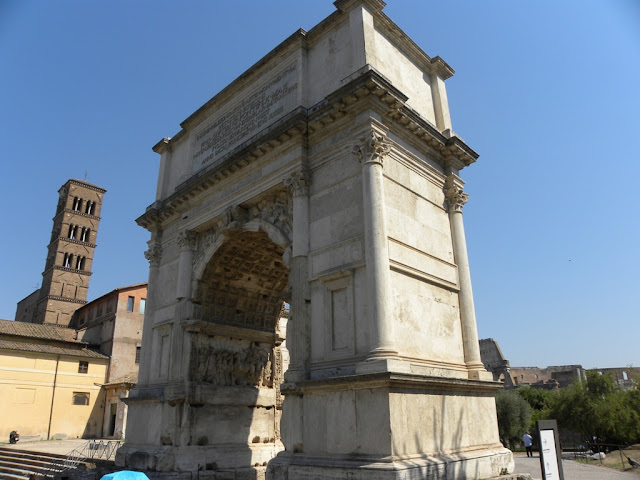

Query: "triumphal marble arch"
(118, 1), (513, 478)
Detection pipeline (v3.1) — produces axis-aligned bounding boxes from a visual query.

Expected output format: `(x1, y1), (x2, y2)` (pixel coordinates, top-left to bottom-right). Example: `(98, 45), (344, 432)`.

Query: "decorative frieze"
(190, 335), (274, 388)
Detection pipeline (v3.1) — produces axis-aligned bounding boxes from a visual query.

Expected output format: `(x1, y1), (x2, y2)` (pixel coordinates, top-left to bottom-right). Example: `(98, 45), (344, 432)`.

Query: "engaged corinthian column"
(444, 174), (486, 379)
(284, 170), (311, 383)
(352, 130), (397, 360)
(139, 242), (162, 385)
(176, 231), (197, 300)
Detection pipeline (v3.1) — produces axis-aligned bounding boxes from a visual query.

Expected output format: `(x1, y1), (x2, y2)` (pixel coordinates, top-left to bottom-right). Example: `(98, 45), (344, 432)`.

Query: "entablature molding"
(139, 69), (478, 231)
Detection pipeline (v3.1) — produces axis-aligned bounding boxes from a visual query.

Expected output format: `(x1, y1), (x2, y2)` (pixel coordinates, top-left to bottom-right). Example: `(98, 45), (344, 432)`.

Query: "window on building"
(78, 361), (89, 374)
(63, 253), (73, 268)
(72, 197), (82, 211)
(107, 298), (115, 313)
(127, 296), (134, 312)
(79, 314), (86, 326)
(80, 228), (90, 242)
(135, 346), (141, 364)
(72, 392), (90, 405)
(139, 298), (146, 314)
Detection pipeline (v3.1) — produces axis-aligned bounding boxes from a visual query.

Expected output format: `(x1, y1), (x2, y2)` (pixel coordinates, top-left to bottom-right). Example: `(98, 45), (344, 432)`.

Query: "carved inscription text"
(192, 63), (298, 170)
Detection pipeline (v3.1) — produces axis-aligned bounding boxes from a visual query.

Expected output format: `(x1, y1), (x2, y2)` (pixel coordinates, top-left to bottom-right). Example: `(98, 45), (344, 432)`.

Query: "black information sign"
(537, 419), (565, 480)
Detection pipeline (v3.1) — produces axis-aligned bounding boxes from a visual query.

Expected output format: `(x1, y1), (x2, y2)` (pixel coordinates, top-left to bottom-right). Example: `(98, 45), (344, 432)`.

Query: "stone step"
(0, 453), (65, 470)
(0, 458), (64, 474)
(0, 463), (40, 479)
(0, 447), (67, 479)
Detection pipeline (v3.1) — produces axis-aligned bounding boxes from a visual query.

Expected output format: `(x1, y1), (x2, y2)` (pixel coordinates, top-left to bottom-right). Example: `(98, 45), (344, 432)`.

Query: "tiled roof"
(105, 373), (138, 386)
(83, 283), (148, 308)
(0, 319), (78, 342)
(0, 339), (109, 360)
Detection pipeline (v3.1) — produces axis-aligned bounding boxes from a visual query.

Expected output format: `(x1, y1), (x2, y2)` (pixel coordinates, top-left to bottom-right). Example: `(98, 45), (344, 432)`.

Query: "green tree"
(495, 389), (532, 449)
(516, 386), (555, 430)
(542, 371), (640, 445)
(516, 386), (552, 412)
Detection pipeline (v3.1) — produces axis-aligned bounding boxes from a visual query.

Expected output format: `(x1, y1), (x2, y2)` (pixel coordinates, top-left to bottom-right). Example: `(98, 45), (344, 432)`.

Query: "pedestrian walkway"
(1, 438), (89, 456)
(514, 453), (640, 480)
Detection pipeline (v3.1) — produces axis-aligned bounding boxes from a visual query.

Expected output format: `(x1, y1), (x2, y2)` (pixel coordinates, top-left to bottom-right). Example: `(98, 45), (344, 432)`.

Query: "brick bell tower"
(31, 179), (106, 325)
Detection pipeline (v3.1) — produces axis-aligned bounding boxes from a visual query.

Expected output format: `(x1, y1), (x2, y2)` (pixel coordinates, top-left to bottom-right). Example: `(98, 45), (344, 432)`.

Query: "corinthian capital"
(352, 130), (391, 166)
(144, 244), (163, 267)
(285, 170), (311, 196)
(177, 230), (197, 251)
(444, 175), (469, 212)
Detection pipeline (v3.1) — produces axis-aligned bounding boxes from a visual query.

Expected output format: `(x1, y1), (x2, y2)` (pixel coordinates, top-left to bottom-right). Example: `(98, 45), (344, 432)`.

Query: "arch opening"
(198, 229), (289, 333)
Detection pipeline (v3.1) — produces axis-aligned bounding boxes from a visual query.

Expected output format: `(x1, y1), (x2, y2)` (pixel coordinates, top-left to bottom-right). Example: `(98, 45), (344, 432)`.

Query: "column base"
(466, 362), (493, 381)
(356, 353), (410, 375)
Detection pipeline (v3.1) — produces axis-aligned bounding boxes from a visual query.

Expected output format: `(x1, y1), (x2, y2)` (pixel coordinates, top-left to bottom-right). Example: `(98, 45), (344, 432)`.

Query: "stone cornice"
(49, 237), (96, 249)
(66, 179), (107, 194)
(294, 372), (502, 394)
(334, 0), (386, 14)
(43, 265), (92, 277)
(307, 68), (477, 169)
(39, 295), (88, 306)
(375, 10), (454, 80)
(55, 209), (102, 222)
(152, 137), (171, 154)
(138, 69), (478, 231)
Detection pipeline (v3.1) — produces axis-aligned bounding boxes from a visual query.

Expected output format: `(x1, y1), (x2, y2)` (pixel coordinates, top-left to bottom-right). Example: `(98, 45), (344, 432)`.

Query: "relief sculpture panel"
(190, 335), (275, 388)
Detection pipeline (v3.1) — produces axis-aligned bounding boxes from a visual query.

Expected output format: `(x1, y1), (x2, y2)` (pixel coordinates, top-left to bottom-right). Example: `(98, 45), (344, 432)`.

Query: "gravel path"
(514, 453), (640, 480)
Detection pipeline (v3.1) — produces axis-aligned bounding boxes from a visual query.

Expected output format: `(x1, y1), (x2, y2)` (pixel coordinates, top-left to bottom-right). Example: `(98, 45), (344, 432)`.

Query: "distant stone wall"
(588, 367), (640, 390)
(509, 365), (584, 389)
(479, 338), (512, 386)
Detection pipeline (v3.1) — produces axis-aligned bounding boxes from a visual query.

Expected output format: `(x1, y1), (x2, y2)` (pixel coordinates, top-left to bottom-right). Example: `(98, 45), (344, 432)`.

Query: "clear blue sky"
(1, 1), (638, 369)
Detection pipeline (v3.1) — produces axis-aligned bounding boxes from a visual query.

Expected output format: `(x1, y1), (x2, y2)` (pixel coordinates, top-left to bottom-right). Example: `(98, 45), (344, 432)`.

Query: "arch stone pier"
(118, 1), (514, 478)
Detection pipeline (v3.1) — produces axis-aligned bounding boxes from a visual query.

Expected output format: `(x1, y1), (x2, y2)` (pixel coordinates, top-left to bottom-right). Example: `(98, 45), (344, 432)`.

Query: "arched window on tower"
(68, 224), (74, 238)
(75, 256), (85, 270)
(64, 253), (73, 268)
(80, 228), (90, 242)
(72, 197), (83, 212)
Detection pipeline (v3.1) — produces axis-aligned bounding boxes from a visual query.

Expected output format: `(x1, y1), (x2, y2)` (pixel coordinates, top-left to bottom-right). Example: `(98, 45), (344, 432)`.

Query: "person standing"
(523, 430), (533, 457)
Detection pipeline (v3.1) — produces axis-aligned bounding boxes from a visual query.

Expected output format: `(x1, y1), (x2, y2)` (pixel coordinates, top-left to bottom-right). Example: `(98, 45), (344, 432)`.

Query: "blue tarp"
(100, 472), (150, 480)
